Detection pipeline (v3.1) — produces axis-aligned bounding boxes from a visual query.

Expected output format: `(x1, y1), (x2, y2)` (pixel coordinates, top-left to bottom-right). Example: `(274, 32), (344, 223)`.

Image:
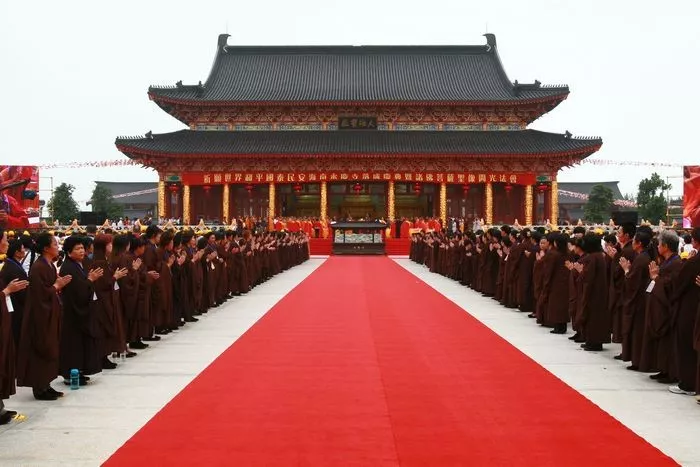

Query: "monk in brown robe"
(576, 234), (609, 351)
(619, 231), (653, 370)
(607, 223), (636, 346)
(112, 235), (140, 353)
(0, 239), (29, 352)
(541, 233), (570, 334)
(156, 231), (176, 330)
(566, 238), (583, 342)
(17, 232), (72, 400)
(532, 236), (549, 323)
(671, 228), (700, 394)
(517, 230), (536, 313)
(91, 234), (128, 369)
(58, 236), (103, 385)
(502, 231), (520, 308)
(128, 236), (159, 347)
(645, 231), (682, 385)
(0, 229), (28, 424)
(143, 225), (163, 338)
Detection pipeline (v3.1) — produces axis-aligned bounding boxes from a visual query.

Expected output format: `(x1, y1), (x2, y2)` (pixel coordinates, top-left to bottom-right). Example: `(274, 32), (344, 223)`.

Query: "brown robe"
(541, 249), (570, 326)
(91, 258), (124, 355)
(578, 252), (610, 346)
(609, 242), (635, 344)
(533, 254), (545, 323)
(672, 255), (700, 391)
(156, 247), (174, 327)
(143, 242), (162, 331)
(643, 256), (682, 377)
(17, 258), (62, 390)
(130, 253), (152, 340)
(0, 280), (16, 400)
(622, 251), (652, 366)
(58, 258), (101, 378)
(516, 240), (535, 312)
(0, 259), (28, 351)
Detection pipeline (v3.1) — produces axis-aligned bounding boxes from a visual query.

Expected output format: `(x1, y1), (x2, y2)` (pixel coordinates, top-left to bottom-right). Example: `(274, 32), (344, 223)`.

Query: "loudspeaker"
(79, 211), (105, 226)
(612, 211), (638, 226)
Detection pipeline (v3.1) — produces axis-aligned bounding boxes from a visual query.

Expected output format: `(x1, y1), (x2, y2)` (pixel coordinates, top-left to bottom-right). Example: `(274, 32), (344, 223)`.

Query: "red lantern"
(203, 185), (211, 194)
(537, 183), (548, 193)
(293, 183), (303, 193)
(352, 182), (362, 194)
(504, 183), (513, 194)
(245, 184), (253, 196)
(413, 182), (421, 194)
(462, 184), (470, 195)
(168, 183), (180, 193)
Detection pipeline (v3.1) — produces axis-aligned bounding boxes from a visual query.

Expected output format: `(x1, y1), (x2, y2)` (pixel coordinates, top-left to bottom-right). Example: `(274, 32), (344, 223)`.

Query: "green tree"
(90, 184), (123, 220)
(47, 183), (79, 224)
(636, 173), (671, 224)
(583, 184), (614, 223)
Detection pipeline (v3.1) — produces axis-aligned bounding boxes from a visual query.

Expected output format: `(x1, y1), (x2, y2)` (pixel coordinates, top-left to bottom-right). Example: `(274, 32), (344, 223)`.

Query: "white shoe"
(668, 384), (696, 396)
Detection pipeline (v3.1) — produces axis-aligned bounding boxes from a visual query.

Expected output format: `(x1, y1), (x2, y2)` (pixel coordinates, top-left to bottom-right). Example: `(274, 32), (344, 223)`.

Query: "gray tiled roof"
(148, 35), (568, 103)
(116, 129), (601, 156)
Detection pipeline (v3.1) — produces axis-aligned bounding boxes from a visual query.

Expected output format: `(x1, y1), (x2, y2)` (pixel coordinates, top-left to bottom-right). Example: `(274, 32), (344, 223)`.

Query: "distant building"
(94, 181), (157, 220)
(558, 181), (625, 223)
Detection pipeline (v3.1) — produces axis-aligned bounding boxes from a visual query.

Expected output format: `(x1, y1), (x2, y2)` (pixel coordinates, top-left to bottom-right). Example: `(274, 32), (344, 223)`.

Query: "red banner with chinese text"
(180, 171), (537, 186)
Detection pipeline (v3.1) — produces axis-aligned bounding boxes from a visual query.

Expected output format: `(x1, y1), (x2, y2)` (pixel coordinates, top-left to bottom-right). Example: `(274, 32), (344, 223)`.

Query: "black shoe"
(0, 410), (17, 425)
(583, 344), (603, 352)
(568, 333), (580, 341)
(34, 389), (59, 401)
(650, 372), (664, 380)
(47, 386), (64, 397)
(143, 335), (161, 342)
(627, 365), (639, 371)
(613, 354), (624, 360)
(102, 357), (117, 370)
(125, 351), (137, 358)
(184, 317), (199, 323)
(658, 376), (677, 385)
(550, 328), (566, 335)
(527, 313), (536, 319)
(129, 341), (148, 350)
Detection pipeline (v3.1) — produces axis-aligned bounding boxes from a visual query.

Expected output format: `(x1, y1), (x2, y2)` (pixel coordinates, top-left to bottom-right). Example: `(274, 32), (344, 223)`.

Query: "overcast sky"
(1, 0), (697, 207)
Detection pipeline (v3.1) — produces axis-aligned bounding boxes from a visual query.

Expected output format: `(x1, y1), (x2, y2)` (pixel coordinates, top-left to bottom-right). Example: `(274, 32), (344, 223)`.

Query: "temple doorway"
(329, 182), (386, 220)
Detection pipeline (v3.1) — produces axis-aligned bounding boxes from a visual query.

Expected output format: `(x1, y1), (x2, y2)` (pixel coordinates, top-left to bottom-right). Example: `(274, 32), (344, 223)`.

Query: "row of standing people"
(0, 227), (309, 424)
(410, 224), (700, 400)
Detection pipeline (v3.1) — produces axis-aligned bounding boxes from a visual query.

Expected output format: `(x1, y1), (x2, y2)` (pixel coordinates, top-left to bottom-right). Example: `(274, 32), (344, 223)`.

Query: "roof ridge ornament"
(145, 131), (153, 140)
(218, 33), (231, 53)
(483, 33), (497, 51)
(564, 130), (572, 139)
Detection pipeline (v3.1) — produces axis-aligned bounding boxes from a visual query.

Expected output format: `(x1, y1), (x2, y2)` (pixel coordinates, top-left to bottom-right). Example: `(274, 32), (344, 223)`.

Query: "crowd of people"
(410, 224), (700, 403)
(0, 224), (309, 425)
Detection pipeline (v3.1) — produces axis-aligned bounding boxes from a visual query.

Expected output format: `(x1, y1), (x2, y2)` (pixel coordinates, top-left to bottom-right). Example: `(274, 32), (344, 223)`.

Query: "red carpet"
(105, 257), (676, 466)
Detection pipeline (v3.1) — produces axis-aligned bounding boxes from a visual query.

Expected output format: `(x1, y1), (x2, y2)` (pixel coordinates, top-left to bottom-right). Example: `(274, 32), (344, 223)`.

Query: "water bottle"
(120, 351), (126, 363)
(70, 369), (80, 390)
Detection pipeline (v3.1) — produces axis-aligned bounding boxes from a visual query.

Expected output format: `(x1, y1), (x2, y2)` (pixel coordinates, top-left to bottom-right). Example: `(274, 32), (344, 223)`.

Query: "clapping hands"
(649, 262), (659, 281)
(619, 257), (631, 274)
(113, 267), (128, 280)
(88, 268), (104, 283)
(4, 278), (29, 296)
